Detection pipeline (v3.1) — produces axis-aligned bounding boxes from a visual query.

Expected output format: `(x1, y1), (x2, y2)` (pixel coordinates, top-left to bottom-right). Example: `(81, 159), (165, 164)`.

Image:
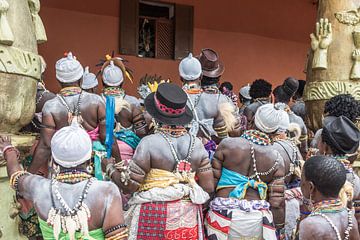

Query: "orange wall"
(39, 7), (309, 97)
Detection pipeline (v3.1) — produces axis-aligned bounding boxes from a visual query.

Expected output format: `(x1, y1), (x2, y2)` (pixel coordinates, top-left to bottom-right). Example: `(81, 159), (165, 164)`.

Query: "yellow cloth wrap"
(138, 168), (196, 191)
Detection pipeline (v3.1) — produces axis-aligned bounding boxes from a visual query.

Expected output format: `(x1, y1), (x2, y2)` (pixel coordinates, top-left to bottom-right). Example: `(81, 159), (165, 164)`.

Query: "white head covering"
(179, 53), (202, 81)
(102, 61), (123, 86)
(81, 66), (98, 90)
(239, 84), (251, 100)
(55, 52), (84, 83)
(51, 120), (92, 168)
(255, 103), (290, 133)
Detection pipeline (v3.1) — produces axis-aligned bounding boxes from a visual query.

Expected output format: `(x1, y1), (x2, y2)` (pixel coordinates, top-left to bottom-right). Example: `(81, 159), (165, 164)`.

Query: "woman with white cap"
(0, 121), (127, 240)
(100, 56), (148, 161)
(29, 52), (121, 177)
(81, 66), (99, 94)
(207, 103), (287, 239)
(179, 53), (241, 161)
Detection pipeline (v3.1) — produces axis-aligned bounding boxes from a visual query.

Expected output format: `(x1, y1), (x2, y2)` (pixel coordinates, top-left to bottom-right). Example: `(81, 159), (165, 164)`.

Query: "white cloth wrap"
(179, 53), (202, 81)
(51, 121), (92, 168)
(55, 52), (84, 83)
(255, 103), (290, 133)
(81, 66), (98, 89)
(102, 61), (123, 86)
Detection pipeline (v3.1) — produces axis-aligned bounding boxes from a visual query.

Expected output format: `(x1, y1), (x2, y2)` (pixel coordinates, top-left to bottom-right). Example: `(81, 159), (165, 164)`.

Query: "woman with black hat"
(273, 77), (308, 158)
(102, 83), (214, 240)
(316, 116), (360, 231)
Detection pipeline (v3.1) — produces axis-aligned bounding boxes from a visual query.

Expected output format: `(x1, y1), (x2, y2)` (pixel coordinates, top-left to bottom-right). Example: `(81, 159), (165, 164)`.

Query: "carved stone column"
(0, 0), (46, 239)
(304, 0), (360, 131)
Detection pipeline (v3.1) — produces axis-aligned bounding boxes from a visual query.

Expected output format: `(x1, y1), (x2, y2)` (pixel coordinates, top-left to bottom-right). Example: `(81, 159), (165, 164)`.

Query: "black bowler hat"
(144, 83), (193, 125)
(323, 116), (360, 154)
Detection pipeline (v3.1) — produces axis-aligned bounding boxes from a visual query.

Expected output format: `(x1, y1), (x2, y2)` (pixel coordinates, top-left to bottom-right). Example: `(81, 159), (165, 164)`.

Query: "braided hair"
(304, 155), (346, 198)
(249, 79), (272, 99)
(324, 94), (360, 122)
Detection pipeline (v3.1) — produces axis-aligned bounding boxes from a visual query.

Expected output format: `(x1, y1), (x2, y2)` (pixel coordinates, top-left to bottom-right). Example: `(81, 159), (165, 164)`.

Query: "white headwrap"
(179, 53), (202, 81)
(81, 66), (98, 90)
(102, 61), (123, 86)
(239, 84), (251, 100)
(255, 103), (290, 133)
(51, 120), (92, 168)
(55, 52), (84, 83)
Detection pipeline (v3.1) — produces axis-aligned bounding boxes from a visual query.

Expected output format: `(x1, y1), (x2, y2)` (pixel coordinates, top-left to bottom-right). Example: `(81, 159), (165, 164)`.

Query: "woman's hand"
(101, 157), (115, 172)
(0, 135), (12, 153)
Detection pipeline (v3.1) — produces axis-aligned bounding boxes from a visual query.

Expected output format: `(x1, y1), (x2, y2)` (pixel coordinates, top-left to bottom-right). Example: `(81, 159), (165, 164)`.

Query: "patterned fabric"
(209, 197), (270, 212)
(205, 198), (276, 240)
(18, 207), (42, 238)
(125, 175), (209, 240)
(204, 140), (217, 161)
(137, 200), (201, 240)
(217, 167), (268, 200)
(138, 168), (198, 192)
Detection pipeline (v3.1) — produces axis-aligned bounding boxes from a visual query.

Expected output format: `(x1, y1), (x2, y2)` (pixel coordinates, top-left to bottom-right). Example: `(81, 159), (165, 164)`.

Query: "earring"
(309, 194), (314, 212)
(86, 165), (93, 174)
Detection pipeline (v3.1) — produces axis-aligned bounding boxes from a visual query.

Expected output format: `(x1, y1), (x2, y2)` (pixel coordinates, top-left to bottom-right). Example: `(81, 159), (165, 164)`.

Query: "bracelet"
(106, 163), (115, 177)
(104, 223), (127, 235)
(105, 228), (128, 240)
(300, 211), (311, 215)
(3, 146), (20, 159)
(275, 223), (285, 228)
(9, 171), (29, 192)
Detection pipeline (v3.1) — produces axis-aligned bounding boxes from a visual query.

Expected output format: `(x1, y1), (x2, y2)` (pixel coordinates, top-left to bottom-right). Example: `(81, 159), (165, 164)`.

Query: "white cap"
(179, 53), (202, 81)
(255, 103), (290, 133)
(81, 66), (98, 90)
(102, 61), (124, 86)
(239, 84), (251, 100)
(55, 52), (84, 83)
(51, 120), (92, 168)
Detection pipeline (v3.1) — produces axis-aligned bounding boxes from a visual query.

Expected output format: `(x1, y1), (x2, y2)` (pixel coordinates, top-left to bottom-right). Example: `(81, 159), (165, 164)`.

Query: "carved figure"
(305, 0), (360, 131)
(310, 18), (332, 70)
(351, 32), (360, 80)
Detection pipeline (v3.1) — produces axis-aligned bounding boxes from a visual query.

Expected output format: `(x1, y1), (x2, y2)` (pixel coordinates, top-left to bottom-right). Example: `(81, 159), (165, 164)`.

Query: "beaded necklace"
(103, 87), (125, 97)
(55, 171), (91, 184)
(202, 85), (219, 94)
(241, 130), (273, 146)
(310, 202), (353, 240)
(159, 131), (195, 173)
(47, 177), (95, 239)
(156, 125), (188, 137)
(57, 87), (83, 124)
(248, 142), (279, 181)
(59, 87), (82, 97)
(313, 199), (345, 213)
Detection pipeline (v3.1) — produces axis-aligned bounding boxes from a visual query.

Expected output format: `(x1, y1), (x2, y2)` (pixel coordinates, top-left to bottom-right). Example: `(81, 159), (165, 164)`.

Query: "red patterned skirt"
(136, 200), (203, 240)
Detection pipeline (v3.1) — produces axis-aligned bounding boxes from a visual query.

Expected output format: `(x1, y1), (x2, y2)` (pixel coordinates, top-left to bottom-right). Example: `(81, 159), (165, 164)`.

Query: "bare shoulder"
(299, 216), (330, 239)
(218, 137), (248, 151)
(82, 92), (104, 104)
(42, 97), (60, 114)
(90, 180), (120, 196)
(125, 95), (141, 107)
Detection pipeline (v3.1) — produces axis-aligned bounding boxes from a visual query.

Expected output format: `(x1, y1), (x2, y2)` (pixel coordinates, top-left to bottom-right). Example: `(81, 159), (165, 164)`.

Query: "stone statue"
(310, 18), (332, 70)
(0, 0), (46, 239)
(304, 0), (360, 131)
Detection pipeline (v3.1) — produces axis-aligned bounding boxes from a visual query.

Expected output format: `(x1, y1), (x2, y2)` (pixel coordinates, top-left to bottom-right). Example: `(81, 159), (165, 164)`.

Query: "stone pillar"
(304, 0), (360, 131)
(0, 0), (46, 239)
